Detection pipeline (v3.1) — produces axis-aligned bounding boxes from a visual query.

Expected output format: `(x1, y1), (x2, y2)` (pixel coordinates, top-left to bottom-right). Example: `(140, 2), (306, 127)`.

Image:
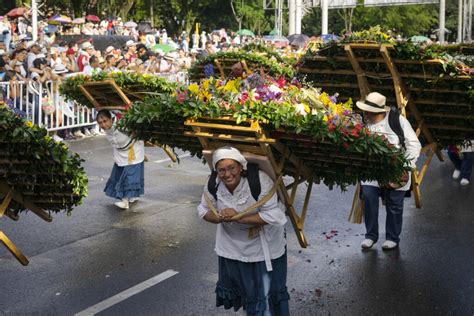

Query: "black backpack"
(388, 106), (405, 149)
(208, 163), (261, 201)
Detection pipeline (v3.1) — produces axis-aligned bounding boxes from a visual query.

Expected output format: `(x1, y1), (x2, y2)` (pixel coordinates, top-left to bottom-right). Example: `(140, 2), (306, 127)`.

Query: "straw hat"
(52, 63), (68, 74)
(125, 40), (136, 47)
(81, 41), (94, 50)
(356, 92), (390, 113)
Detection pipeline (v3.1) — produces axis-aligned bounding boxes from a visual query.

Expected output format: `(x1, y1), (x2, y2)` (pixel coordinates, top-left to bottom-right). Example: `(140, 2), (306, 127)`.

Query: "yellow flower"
(218, 79), (239, 94)
(188, 83), (199, 95)
(322, 115), (328, 122)
(25, 121), (33, 128)
(202, 79), (210, 91)
(199, 90), (212, 102)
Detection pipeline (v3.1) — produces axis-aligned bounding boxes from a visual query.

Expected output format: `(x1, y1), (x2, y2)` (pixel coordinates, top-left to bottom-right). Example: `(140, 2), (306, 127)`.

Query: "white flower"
(294, 103), (308, 116)
(268, 84), (282, 94)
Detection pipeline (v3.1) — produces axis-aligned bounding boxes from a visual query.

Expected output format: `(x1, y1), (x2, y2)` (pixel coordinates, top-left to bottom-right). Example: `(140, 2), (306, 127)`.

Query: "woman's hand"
(219, 208), (238, 222)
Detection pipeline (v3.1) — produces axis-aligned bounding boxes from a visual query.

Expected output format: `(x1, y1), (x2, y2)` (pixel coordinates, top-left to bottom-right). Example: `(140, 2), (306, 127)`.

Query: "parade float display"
(0, 105), (88, 265)
(188, 46), (296, 81)
(298, 27), (474, 208)
(113, 73), (410, 248)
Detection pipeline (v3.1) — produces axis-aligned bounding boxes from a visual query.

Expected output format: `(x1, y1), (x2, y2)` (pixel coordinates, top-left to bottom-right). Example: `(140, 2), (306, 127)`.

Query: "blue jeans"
(448, 151), (473, 180)
(362, 185), (406, 243)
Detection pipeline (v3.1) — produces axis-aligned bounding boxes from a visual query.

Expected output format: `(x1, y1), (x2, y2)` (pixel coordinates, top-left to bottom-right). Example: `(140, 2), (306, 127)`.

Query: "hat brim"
(356, 101), (390, 113)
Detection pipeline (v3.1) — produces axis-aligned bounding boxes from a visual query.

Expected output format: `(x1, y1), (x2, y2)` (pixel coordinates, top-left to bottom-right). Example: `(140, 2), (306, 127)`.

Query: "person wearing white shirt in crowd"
(83, 55), (101, 75)
(26, 42), (42, 69)
(17, 17), (27, 35)
(197, 146), (290, 316)
(96, 109), (145, 210)
(357, 92), (421, 250)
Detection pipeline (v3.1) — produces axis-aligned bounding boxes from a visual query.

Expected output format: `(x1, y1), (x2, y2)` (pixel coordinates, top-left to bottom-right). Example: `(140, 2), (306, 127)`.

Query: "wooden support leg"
(412, 170), (422, 209)
(0, 231), (29, 266)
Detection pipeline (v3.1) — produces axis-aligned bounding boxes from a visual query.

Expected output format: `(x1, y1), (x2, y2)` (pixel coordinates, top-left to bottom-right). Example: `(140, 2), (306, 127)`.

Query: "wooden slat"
(183, 131), (276, 144)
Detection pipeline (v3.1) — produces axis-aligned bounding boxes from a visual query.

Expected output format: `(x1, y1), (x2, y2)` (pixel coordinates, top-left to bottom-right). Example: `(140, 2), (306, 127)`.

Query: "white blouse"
(105, 125), (144, 167)
(198, 171), (287, 270)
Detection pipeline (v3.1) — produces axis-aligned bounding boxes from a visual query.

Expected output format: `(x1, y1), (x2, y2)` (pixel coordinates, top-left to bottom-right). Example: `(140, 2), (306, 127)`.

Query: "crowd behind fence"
(0, 71), (188, 132)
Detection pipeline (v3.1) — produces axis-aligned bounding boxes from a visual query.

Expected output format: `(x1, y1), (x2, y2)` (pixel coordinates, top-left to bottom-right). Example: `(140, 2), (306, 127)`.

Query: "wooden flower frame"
(79, 80), (132, 110)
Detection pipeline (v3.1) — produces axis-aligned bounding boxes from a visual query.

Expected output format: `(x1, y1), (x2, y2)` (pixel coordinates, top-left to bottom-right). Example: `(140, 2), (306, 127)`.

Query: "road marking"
(75, 269), (179, 316)
(153, 153), (191, 164)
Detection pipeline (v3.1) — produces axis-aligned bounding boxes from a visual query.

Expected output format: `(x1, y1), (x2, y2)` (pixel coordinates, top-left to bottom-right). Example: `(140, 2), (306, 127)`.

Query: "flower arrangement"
(120, 74), (410, 189)
(188, 50), (295, 81)
(299, 27), (473, 145)
(60, 71), (177, 108)
(0, 106), (88, 215)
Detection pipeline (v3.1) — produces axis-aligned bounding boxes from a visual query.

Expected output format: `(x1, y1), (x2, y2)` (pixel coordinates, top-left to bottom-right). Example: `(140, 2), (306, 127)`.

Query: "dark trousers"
(362, 185), (406, 243)
(448, 151), (473, 180)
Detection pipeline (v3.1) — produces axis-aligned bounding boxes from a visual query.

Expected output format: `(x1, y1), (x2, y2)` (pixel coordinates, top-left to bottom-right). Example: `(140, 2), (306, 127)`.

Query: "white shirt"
(105, 125), (144, 167)
(362, 111), (422, 191)
(198, 171), (287, 264)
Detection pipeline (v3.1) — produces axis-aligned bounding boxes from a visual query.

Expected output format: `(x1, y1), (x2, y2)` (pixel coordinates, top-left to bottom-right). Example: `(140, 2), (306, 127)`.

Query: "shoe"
(114, 199), (129, 209)
(83, 129), (92, 137)
(52, 134), (63, 142)
(361, 239), (375, 249)
(452, 169), (461, 180)
(460, 178), (470, 186)
(381, 240), (398, 250)
(129, 197), (139, 203)
(73, 131), (85, 138)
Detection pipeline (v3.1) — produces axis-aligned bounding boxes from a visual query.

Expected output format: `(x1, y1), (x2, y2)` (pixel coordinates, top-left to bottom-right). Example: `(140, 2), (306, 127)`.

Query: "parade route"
(0, 136), (473, 315)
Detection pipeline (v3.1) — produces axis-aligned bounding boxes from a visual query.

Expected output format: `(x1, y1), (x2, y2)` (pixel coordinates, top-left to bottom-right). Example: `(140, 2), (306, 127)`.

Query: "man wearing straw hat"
(356, 92), (421, 250)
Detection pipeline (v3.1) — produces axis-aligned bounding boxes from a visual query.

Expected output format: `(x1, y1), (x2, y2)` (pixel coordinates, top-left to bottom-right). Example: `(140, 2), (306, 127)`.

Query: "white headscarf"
(212, 146), (248, 171)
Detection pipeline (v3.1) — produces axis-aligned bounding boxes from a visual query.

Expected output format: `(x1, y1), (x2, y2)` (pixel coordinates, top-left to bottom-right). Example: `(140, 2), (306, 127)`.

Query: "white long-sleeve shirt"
(362, 111), (422, 191)
(198, 171), (287, 264)
(105, 125), (144, 167)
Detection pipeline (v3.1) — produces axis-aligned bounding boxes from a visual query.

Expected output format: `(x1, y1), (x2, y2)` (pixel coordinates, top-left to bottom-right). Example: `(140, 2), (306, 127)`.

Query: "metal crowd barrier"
(0, 71), (188, 132)
(0, 80), (96, 132)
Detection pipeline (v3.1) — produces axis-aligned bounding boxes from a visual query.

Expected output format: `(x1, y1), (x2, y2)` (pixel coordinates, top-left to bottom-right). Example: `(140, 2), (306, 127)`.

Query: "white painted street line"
(153, 153), (191, 164)
(75, 269), (179, 316)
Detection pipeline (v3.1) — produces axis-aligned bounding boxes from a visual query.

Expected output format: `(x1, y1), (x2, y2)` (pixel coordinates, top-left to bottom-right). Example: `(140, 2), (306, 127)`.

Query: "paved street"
(0, 136), (473, 315)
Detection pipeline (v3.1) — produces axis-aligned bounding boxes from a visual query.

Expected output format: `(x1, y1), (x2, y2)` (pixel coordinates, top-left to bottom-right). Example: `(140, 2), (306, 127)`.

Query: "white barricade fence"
(0, 71), (188, 132)
(0, 80), (96, 132)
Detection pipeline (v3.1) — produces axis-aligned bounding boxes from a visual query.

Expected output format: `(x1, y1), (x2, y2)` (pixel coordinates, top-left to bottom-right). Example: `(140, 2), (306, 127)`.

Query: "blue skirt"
(216, 252), (290, 316)
(104, 162), (144, 200)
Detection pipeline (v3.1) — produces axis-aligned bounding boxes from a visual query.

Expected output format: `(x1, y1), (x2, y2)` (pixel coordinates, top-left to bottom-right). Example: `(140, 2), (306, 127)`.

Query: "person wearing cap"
(27, 42), (42, 69)
(96, 109), (145, 210)
(356, 92), (421, 250)
(77, 41), (95, 72)
(197, 146), (290, 315)
(124, 40), (137, 63)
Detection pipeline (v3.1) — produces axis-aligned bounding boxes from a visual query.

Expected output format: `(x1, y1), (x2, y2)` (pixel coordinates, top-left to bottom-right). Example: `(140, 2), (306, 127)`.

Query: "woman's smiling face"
(216, 159), (242, 192)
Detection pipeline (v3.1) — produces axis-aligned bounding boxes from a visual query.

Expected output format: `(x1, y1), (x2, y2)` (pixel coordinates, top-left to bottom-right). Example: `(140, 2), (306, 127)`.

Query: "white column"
(295, 0), (302, 34)
(32, 0), (38, 42)
(289, 0), (295, 35)
(468, 0), (473, 42)
(322, 0), (329, 35)
(439, 0), (446, 43)
(464, 0), (472, 42)
(458, 0), (463, 43)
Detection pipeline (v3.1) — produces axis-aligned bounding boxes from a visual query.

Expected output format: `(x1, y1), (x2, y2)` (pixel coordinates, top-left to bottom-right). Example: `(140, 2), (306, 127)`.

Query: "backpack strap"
(207, 170), (219, 201)
(246, 163), (261, 201)
(388, 107), (406, 150)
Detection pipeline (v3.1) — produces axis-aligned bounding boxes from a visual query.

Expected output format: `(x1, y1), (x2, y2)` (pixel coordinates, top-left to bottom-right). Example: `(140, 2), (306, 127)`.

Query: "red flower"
(351, 128), (360, 137)
(343, 143), (349, 149)
(276, 76), (286, 88)
(328, 123), (337, 132)
(177, 93), (186, 104)
(238, 92), (249, 105)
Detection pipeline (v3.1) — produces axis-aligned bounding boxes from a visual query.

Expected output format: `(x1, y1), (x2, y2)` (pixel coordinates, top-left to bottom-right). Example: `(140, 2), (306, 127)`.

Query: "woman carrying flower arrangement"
(197, 146), (290, 316)
(96, 109), (145, 210)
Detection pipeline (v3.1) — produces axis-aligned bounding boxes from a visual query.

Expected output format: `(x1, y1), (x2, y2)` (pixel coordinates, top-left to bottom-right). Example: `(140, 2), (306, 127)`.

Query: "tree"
(230, 0), (272, 34)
